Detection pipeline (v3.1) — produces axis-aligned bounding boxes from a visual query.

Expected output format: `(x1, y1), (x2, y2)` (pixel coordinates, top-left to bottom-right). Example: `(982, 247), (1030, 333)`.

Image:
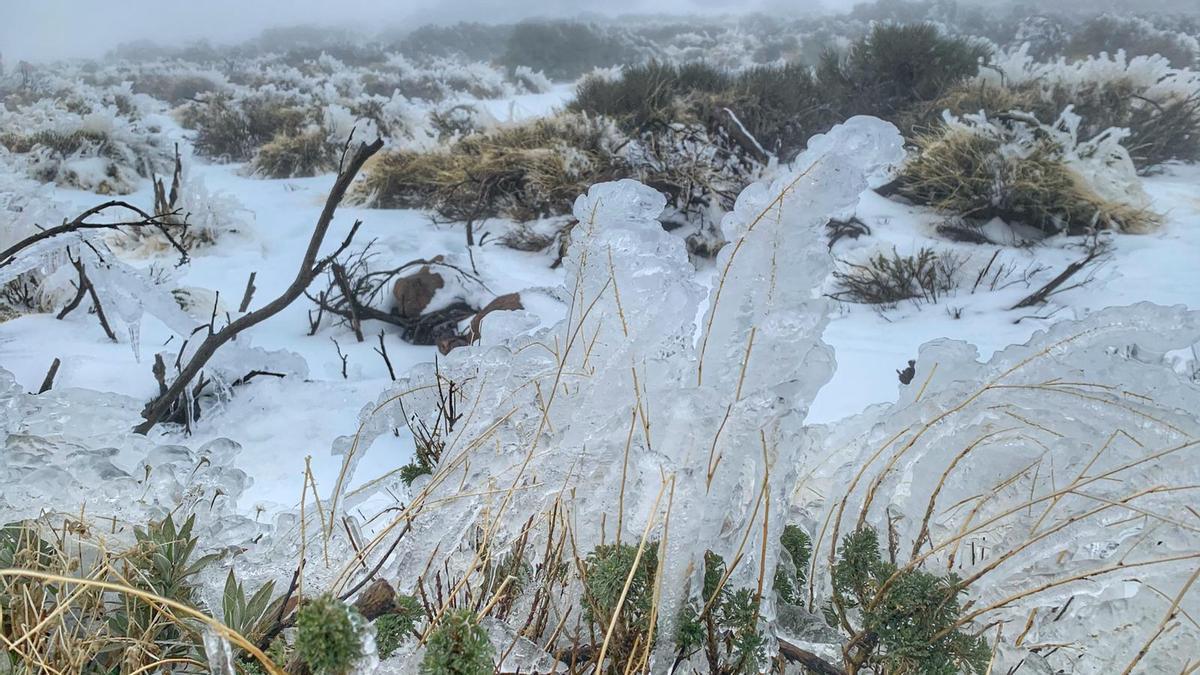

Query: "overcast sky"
(1, 0), (837, 63)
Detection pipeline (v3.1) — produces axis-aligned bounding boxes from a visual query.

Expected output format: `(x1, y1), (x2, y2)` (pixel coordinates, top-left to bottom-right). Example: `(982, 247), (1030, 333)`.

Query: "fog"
(0, 0), (838, 63)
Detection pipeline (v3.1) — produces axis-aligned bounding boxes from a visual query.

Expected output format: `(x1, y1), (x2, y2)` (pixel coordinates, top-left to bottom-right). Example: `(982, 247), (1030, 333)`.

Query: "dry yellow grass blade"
(0, 568), (284, 675)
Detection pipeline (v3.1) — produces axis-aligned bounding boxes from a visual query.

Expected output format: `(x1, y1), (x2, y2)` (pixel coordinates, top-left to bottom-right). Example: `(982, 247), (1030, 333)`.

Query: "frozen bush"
(180, 92), (312, 162)
(571, 60), (826, 160)
(802, 303), (1200, 673)
(898, 109), (1159, 235)
(978, 46), (1200, 171)
(832, 247), (964, 307)
(499, 21), (653, 81)
(0, 99), (174, 193)
(324, 117), (907, 671)
(251, 126), (340, 178)
(354, 112), (628, 222)
(1067, 14), (1199, 68)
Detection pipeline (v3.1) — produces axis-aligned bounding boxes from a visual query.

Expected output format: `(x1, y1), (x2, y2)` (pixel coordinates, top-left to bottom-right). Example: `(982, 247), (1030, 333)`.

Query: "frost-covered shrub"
(180, 93), (312, 162)
(1067, 14), (1199, 68)
(252, 126), (340, 178)
(130, 71), (224, 105)
(898, 110), (1158, 235)
(818, 23), (991, 124)
(977, 47), (1200, 172)
(572, 60), (825, 160)
(0, 101), (173, 193)
(499, 21), (653, 81)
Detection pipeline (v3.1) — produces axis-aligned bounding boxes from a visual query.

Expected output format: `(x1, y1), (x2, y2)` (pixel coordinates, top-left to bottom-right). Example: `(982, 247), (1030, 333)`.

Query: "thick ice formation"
(800, 302), (1200, 672)
(327, 116), (906, 667)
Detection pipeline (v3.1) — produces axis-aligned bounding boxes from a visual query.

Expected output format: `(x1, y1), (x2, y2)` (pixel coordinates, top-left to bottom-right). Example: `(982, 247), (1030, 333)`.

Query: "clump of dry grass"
(898, 126), (1158, 235)
(0, 514), (281, 674)
(252, 127), (340, 178)
(354, 112), (626, 222)
(832, 247), (964, 307)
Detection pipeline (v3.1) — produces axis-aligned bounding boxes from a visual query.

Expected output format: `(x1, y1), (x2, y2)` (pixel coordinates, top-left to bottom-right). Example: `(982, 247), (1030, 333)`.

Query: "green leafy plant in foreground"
(419, 608), (494, 675)
(295, 595), (366, 675)
(826, 528), (990, 675)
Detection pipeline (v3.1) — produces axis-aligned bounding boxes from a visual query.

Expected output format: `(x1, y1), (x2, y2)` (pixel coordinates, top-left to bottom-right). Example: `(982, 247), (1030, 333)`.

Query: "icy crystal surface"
(326, 116), (907, 668)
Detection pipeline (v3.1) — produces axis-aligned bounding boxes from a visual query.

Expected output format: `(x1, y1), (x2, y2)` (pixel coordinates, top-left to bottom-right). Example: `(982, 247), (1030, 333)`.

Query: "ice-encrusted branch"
(0, 200), (182, 270)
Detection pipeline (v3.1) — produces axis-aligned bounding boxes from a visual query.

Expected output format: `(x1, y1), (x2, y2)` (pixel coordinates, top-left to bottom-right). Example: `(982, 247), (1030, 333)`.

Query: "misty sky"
(0, 0), (837, 63)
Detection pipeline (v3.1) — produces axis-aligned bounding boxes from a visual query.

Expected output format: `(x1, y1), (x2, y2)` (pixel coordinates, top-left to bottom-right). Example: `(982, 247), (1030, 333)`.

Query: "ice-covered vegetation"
(3, 0), (1200, 672)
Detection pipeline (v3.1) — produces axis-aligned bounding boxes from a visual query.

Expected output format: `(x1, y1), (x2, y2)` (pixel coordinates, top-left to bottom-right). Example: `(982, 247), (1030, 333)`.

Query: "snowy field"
(2, 85), (1197, 512)
(2, 17), (1200, 671)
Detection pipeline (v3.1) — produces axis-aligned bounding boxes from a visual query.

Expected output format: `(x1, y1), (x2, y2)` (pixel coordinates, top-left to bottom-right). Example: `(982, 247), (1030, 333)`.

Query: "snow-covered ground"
(2, 87), (1198, 519)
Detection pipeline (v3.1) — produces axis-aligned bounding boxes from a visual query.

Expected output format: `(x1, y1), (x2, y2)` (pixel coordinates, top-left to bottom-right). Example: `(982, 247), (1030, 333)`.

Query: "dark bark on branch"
(36, 358), (61, 394)
(331, 263), (363, 341)
(1010, 243), (1106, 310)
(133, 138), (384, 435)
(777, 637), (847, 675)
(238, 271), (257, 312)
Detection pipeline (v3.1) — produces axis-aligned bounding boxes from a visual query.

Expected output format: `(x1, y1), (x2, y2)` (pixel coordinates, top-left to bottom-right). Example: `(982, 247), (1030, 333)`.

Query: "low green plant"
(677, 552), (765, 675)
(220, 570), (284, 644)
(774, 524), (812, 606)
(375, 594), (422, 659)
(295, 595), (366, 675)
(419, 608), (494, 675)
(826, 528), (990, 674)
(582, 541), (660, 668)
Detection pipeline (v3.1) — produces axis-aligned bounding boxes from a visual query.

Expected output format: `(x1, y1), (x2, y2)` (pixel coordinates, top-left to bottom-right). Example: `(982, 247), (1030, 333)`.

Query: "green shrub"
(582, 542), (660, 670)
(419, 608), (494, 675)
(375, 594), (423, 659)
(677, 551), (766, 674)
(818, 23), (990, 124)
(826, 528), (990, 675)
(295, 595), (366, 675)
(181, 94), (311, 161)
(774, 524), (812, 606)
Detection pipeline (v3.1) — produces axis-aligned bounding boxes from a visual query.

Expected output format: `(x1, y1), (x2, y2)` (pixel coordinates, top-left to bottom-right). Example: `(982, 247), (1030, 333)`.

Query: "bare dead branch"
(374, 330), (396, 381)
(332, 263), (364, 342)
(1010, 241), (1109, 310)
(36, 358), (61, 394)
(238, 271), (257, 312)
(331, 337), (349, 379)
(133, 137), (384, 435)
(0, 201), (183, 269)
